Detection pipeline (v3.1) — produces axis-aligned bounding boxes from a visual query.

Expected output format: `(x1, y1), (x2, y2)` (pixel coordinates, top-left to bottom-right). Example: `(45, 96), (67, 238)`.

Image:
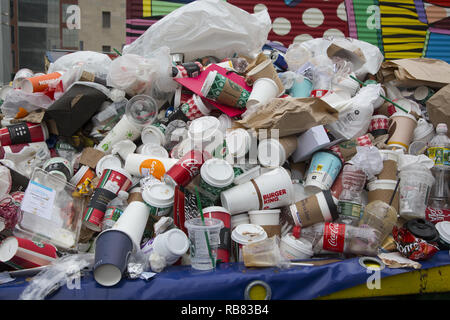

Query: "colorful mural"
(126, 0), (450, 62)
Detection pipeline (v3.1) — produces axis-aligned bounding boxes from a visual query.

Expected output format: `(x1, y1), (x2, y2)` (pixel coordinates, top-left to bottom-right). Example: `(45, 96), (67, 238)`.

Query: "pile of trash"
(0, 0), (449, 298)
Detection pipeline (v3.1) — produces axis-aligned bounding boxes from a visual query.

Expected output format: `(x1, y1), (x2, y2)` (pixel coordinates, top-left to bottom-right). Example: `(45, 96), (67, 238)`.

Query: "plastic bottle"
(337, 164), (366, 226)
(427, 123), (450, 210)
(102, 191), (129, 231)
(300, 222), (380, 256)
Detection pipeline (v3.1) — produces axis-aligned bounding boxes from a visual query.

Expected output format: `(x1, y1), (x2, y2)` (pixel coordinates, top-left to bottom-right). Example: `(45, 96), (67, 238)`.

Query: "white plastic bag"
(122, 0), (271, 62)
(48, 51), (112, 79)
(326, 84), (381, 140)
(1, 89), (53, 118)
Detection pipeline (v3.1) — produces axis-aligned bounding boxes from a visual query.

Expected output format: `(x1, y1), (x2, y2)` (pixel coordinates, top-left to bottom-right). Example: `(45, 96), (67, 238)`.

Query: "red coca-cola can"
(164, 149), (210, 187)
(0, 122), (49, 146)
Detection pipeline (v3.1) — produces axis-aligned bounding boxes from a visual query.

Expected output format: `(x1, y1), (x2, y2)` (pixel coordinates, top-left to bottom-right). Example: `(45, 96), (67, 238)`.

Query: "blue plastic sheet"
(1, 251), (449, 300)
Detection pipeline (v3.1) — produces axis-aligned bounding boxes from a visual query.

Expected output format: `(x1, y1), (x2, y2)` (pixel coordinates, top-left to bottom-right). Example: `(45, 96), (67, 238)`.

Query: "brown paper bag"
(426, 84), (450, 131)
(237, 97), (339, 138)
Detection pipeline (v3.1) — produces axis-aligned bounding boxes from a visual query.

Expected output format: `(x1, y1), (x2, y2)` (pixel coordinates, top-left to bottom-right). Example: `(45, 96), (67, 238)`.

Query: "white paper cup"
(141, 124), (166, 146)
(124, 153), (178, 179)
(112, 140), (137, 161)
(97, 115), (143, 153)
(96, 155), (122, 178)
(221, 167), (294, 214)
(247, 78), (278, 108)
(152, 229), (189, 265)
(248, 209), (280, 226)
(231, 213), (250, 229)
(280, 234), (313, 260)
(112, 201), (150, 250)
(258, 135), (297, 168)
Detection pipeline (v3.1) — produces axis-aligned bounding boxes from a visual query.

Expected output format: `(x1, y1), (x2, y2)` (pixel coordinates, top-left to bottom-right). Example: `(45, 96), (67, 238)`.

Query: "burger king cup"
(220, 167), (294, 214)
(231, 224), (268, 262)
(246, 78), (279, 108)
(112, 201), (150, 250)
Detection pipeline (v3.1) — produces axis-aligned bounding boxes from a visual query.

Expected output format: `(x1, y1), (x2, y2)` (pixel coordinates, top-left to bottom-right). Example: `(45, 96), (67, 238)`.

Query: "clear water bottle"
(427, 123), (450, 210)
(102, 191), (129, 231)
(337, 164), (366, 226)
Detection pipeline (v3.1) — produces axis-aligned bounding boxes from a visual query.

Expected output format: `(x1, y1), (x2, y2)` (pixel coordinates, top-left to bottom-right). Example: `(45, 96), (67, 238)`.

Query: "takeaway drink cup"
(112, 201), (150, 250)
(246, 59), (284, 95)
(258, 135), (298, 167)
(142, 181), (175, 216)
(124, 153), (178, 180)
(387, 112), (418, 152)
(151, 229), (190, 265)
(220, 167), (294, 214)
(231, 224), (268, 262)
(279, 234), (313, 260)
(203, 206), (232, 263)
(0, 122), (49, 146)
(199, 158), (235, 199)
(246, 78), (279, 108)
(164, 149), (210, 187)
(248, 209), (281, 238)
(304, 150), (343, 194)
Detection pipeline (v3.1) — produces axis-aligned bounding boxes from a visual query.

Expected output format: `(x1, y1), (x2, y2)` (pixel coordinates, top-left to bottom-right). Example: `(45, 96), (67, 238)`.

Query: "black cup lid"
(404, 219), (439, 242)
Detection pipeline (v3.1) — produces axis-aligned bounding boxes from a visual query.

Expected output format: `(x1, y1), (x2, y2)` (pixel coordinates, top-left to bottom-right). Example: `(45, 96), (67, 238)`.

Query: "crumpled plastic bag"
(326, 84), (381, 140)
(349, 146), (384, 180)
(242, 236), (291, 269)
(122, 0), (271, 62)
(0, 166), (12, 197)
(48, 51), (112, 79)
(1, 89), (53, 118)
(19, 254), (94, 300)
(397, 154), (435, 171)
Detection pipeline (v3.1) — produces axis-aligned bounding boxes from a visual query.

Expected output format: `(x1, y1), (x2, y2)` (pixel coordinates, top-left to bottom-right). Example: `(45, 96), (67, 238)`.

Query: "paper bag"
(426, 83), (450, 130)
(238, 97), (338, 138)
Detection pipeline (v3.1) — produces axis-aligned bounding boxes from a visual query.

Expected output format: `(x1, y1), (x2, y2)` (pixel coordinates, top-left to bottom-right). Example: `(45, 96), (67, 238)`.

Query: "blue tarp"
(1, 251), (449, 300)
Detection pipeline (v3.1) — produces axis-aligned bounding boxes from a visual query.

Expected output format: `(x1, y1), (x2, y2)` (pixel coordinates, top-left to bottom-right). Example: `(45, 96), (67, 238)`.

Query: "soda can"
(270, 51), (288, 71)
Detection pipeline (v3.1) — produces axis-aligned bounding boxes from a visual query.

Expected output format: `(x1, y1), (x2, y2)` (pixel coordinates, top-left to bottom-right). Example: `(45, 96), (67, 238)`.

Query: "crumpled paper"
(378, 252), (422, 269)
(397, 154), (435, 171)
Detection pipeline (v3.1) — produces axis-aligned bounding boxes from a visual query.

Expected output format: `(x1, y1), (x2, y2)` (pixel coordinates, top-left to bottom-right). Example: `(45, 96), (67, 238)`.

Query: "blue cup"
(290, 77), (313, 98)
(305, 150), (343, 194)
(93, 229), (133, 287)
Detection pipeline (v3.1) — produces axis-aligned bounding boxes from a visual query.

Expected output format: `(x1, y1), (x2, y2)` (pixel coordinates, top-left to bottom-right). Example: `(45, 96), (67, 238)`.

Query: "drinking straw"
(349, 75), (409, 114)
(389, 178), (401, 206)
(113, 48), (122, 56)
(195, 187), (216, 268)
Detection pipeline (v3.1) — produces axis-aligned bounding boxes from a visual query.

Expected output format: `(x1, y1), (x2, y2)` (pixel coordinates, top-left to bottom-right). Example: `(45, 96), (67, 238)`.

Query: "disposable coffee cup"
(180, 94), (212, 120)
(96, 154), (122, 178)
(290, 76), (313, 98)
(246, 59), (284, 95)
(304, 150), (343, 194)
(281, 190), (339, 228)
(152, 229), (190, 265)
(185, 217), (224, 270)
(111, 140), (137, 161)
(246, 78), (278, 108)
(70, 165), (96, 189)
(367, 179), (400, 213)
(377, 150), (399, 181)
(141, 123), (167, 146)
(203, 206), (232, 263)
(280, 234), (313, 260)
(200, 158), (234, 198)
(258, 135), (298, 167)
(414, 86), (435, 104)
(221, 167), (294, 214)
(368, 115), (389, 137)
(22, 72), (62, 93)
(435, 221), (450, 250)
(97, 115), (143, 153)
(112, 201), (150, 249)
(248, 209), (280, 226)
(225, 128), (252, 158)
(201, 70), (250, 109)
(231, 213), (250, 230)
(93, 229), (134, 287)
(142, 181), (175, 216)
(231, 224), (267, 262)
(43, 157), (73, 182)
(387, 112), (418, 152)
(124, 153), (178, 179)
(139, 143), (169, 158)
(187, 116), (222, 149)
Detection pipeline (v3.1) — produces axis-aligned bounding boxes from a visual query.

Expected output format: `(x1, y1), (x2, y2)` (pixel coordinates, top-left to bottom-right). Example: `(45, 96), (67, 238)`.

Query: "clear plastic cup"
(185, 217), (224, 270)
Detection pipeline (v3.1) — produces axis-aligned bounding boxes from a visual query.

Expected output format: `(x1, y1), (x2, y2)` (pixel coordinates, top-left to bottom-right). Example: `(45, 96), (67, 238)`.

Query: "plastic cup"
(279, 234), (313, 260)
(142, 181), (175, 216)
(93, 229), (134, 287)
(257, 135), (298, 167)
(231, 224), (268, 262)
(246, 78), (279, 108)
(112, 201), (150, 249)
(152, 229), (190, 265)
(220, 167), (294, 214)
(124, 153), (178, 179)
(248, 209), (280, 226)
(126, 95), (158, 127)
(203, 206), (232, 263)
(359, 200), (398, 244)
(290, 76), (313, 98)
(185, 217), (224, 270)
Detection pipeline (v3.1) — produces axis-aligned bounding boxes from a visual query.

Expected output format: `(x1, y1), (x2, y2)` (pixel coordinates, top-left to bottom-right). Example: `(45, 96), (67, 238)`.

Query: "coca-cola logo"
(323, 222), (345, 253)
(181, 159), (200, 177)
(327, 223), (340, 248)
(425, 207), (450, 223)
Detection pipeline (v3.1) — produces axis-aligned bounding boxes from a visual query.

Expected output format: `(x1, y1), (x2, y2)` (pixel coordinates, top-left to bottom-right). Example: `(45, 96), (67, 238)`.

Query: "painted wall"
(126, 0), (450, 63)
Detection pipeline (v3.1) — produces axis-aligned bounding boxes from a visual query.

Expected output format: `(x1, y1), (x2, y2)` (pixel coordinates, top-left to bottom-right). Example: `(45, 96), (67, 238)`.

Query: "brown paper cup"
(261, 225), (281, 238)
(246, 59), (284, 95)
(279, 135), (298, 159)
(387, 113), (417, 151)
(367, 180), (399, 213)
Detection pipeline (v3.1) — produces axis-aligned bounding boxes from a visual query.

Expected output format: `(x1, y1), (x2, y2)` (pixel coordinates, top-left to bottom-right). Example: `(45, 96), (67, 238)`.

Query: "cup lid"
(142, 125), (166, 145)
(96, 155), (122, 178)
(258, 139), (285, 167)
(141, 143), (169, 158)
(188, 116), (221, 142)
(192, 94), (212, 116)
(203, 206), (230, 215)
(231, 224), (268, 244)
(0, 237), (18, 262)
(225, 129), (251, 157)
(165, 229), (189, 256)
(70, 165), (90, 186)
(142, 182), (175, 208)
(200, 158), (234, 188)
(436, 221), (450, 244)
(248, 209), (281, 215)
(184, 217), (224, 231)
(125, 95), (158, 127)
(404, 219), (439, 242)
(281, 234), (313, 257)
(413, 119), (434, 139)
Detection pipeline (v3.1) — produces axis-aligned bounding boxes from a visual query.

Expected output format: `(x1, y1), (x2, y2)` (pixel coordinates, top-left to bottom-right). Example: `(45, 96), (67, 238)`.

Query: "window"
(79, 41), (84, 51)
(102, 45), (111, 53)
(102, 11), (111, 28)
(10, 26), (14, 44)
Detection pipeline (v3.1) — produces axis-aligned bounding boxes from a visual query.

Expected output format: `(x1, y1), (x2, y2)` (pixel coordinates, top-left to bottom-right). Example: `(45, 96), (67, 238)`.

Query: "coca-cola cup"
(163, 149), (211, 187)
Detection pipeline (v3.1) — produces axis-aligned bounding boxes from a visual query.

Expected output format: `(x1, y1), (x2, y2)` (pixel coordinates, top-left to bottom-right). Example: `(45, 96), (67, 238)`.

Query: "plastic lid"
(435, 221), (450, 244)
(165, 229), (189, 256)
(218, 114), (232, 134)
(436, 123), (448, 134)
(142, 182), (175, 208)
(184, 217), (224, 231)
(142, 125), (166, 146)
(200, 158), (234, 188)
(118, 190), (129, 200)
(203, 206), (230, 215)
(404, 219), (439, 242)
(188, 116), (221, 142)
(141, 143), (169, 158)
(231, 224), (268, 245)
(281, 234), (313, 257)
(0, 237), (18, 262)
(70, 165), (90, 186)
(125, 95), (158, 127)
(96, 155), (122, 178)
(390, 111), (417, 123)
(226, 129), (251, 157)
(192, 94), (212, 116)
(413, 119), (434, 140)
(248, 209), (281, 215)
(200, 70), (217, 97)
